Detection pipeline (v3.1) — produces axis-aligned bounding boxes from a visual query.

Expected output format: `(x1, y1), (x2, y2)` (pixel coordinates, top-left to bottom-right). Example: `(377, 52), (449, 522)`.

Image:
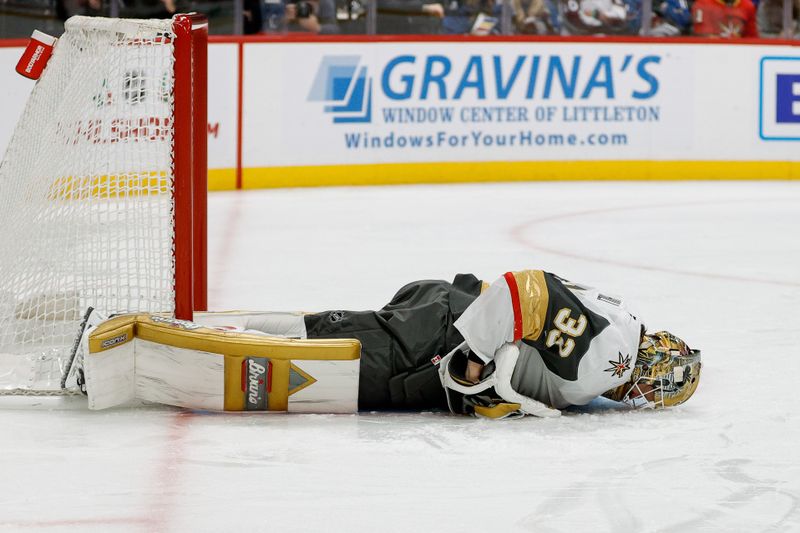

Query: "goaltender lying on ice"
(65, 270), (702, 419)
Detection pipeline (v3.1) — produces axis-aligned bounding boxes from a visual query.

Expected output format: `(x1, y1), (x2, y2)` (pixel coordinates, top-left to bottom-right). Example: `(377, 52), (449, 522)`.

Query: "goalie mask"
(607, 331), (701, 409)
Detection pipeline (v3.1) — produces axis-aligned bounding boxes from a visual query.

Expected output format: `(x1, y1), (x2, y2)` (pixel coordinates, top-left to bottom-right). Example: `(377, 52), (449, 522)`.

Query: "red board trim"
(207, 34), (800, 46)
(0, 39), (29, 48)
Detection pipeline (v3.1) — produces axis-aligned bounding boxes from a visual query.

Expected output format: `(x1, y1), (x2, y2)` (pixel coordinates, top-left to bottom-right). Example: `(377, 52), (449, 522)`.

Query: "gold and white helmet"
(608, 331), (701, 409)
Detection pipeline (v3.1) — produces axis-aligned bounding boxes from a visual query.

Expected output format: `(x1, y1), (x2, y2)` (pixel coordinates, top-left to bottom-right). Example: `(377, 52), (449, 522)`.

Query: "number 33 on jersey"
(546, 307), (588, 358)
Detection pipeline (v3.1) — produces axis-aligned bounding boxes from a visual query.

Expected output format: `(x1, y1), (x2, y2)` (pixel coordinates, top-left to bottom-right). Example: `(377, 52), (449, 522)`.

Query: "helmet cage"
(621, 347), (701, 409)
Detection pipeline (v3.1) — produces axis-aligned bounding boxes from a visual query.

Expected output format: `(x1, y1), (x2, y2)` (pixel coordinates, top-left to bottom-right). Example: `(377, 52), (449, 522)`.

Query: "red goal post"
(174, 13), (208, 320)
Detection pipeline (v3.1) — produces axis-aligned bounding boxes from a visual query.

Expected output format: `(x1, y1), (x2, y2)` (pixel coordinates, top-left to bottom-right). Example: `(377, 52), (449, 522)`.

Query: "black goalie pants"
(303, 274), (482, 411)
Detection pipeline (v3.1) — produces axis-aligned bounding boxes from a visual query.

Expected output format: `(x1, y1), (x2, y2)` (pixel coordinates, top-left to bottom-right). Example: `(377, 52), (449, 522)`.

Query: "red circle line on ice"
(509, 198), (800, 288)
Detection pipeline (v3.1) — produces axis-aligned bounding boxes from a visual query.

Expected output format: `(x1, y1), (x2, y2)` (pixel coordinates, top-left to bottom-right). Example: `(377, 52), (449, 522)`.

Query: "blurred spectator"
(649, 0), (692, 35)
(284, 0), (339, 31)
(53, 0), (114, 37)
(259, 0), (338, 33)
(559, 0), (640, 34)
(316, 0), (341, 32)
(621, 0), (642, 31)
(511, 0), (559, 33)
(442, 0), (502, 34)
(336, 0), (368, 24)
(244, 0), (264, 32)
(139, 0), (178, 18)
(263, 0), (286, 31)
(84, 0), (105, 16)
(285, 0), (320, 31)
(757, 0), (799, 37)
(56, 0), (70, 21)
(55, 0), (105, 20)
(376, 0), (445, 33)
(692, 0), (758, 37)
(115, 0), (179, 19)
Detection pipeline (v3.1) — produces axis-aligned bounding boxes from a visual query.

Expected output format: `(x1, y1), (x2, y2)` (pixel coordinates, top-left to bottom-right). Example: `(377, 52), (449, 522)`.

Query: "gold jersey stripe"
(509, 270), (550, 342)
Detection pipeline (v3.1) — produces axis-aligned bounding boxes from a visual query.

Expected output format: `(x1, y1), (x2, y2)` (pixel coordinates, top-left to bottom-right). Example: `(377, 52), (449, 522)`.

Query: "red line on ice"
(145, 410), (196, 531)
(509, 199), (800, 288)
(0, 410), (195, 531)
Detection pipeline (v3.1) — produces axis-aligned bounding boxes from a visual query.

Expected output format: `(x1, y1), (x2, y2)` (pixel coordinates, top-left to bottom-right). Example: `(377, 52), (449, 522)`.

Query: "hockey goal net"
(0, 15), (207, 395)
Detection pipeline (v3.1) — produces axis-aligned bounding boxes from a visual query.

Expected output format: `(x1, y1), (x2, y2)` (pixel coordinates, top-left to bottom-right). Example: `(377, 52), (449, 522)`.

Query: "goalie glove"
(492, 343), (561, 418)
(438, 342), (561, 419)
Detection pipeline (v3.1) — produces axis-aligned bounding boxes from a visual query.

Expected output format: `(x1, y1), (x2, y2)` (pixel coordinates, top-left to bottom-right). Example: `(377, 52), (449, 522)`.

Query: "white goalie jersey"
(454, 270), (643, 409)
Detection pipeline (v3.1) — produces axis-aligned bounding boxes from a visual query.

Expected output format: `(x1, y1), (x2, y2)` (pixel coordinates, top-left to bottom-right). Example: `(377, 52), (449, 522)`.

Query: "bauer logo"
(243, 357), (269, 410)
(759, 57), (800, 141)
(308, 56), (372, 124)
(100, 333), (129, 349)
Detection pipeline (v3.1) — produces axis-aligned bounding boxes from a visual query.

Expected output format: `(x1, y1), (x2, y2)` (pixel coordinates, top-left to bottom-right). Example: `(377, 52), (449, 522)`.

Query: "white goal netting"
(0, 17), (180, 394)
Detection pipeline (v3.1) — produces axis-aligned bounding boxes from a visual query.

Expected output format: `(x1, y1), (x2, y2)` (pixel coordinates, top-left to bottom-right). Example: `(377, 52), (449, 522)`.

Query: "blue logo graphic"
(776, 74), (800, 123)
(308, 56), (372, 124)
(759, 57), (800, 141)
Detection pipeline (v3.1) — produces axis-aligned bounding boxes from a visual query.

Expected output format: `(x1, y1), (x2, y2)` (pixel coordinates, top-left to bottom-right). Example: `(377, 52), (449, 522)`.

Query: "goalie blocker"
(75, 312), (360, 413)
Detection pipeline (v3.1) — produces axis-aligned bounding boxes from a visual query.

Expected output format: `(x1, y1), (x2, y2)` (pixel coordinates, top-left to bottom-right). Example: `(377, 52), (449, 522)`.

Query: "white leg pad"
(286, 359), (361, 413)
(135, 341), (224, 411)
(193, 311), (308, 338)
(83, 314), (360, 413)
(85, 341), (135, 410)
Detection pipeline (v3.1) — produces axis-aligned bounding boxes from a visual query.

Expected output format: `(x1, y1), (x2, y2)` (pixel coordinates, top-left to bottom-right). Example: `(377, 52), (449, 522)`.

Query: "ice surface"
(1, 181), (799, 532)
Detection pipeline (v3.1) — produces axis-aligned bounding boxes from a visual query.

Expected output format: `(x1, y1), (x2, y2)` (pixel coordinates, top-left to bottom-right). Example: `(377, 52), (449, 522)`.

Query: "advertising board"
(241, 41), (800, 186)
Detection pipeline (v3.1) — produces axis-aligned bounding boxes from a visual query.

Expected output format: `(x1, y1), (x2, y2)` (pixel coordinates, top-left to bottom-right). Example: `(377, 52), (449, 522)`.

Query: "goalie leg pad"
(192, 311), (308, 338)
(84, 314), (360, 413)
